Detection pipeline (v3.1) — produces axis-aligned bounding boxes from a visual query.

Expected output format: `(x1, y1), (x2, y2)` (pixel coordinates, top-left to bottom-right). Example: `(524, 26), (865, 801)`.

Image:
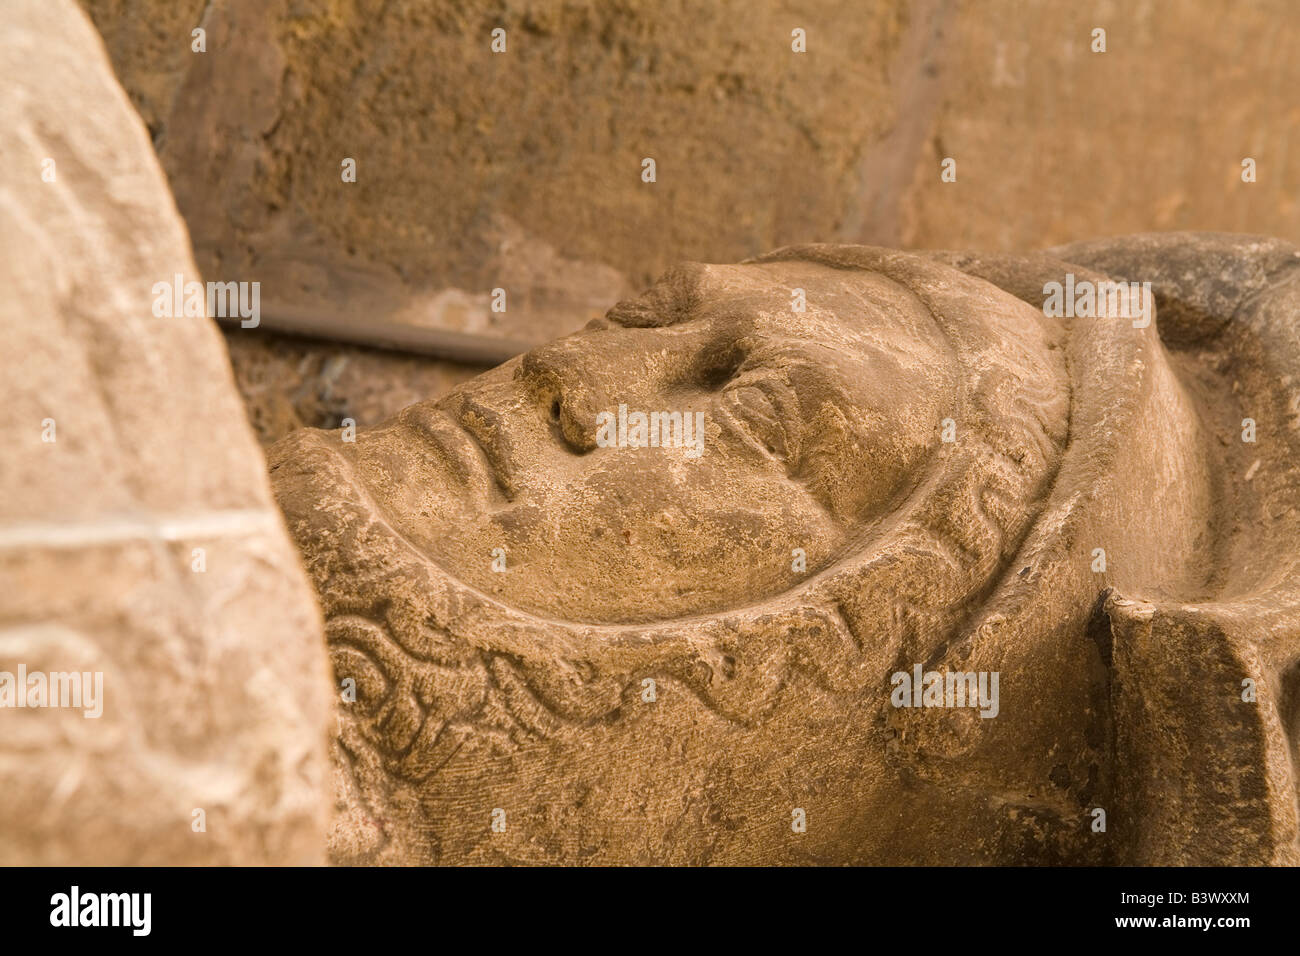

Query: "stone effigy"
(269, 234), (1300, 865)
(0, 0), (332, 864)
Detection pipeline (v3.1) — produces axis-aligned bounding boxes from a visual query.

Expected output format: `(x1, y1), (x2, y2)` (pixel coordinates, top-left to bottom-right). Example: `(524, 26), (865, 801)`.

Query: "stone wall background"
(79, 0), (1300, 444)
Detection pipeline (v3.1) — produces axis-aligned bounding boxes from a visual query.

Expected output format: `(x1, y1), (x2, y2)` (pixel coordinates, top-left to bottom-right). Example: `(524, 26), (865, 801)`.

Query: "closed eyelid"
(726, 383), (799, 464)
(729, 367), (801, 414)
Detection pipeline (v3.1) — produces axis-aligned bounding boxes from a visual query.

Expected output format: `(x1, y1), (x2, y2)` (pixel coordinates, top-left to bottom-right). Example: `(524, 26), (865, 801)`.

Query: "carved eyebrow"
(605, 262), (707, 328)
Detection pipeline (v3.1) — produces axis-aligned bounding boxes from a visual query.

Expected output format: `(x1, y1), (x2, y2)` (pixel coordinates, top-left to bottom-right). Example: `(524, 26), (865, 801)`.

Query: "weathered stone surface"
(0, 0), (331, 864)
(269, 233), (1300, 865)
(80, 0), (904, 349)
(901, 4), (1300, 251)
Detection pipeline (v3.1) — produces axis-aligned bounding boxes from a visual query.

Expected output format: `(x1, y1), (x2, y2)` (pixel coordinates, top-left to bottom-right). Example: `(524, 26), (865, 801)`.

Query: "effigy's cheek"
(495, 445), (843, 622)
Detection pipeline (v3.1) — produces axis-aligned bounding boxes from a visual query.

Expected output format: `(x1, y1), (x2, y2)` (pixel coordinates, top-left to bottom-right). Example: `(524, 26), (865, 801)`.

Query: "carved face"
(336, 260), (956, 623)
(270, 238), (1296, 867)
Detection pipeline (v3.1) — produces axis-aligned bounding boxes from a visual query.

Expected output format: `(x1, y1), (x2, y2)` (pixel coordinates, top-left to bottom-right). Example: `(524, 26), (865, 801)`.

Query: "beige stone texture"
(80, 0), (903, 348)
(0, 0), (332, 864)
(901, 2), (1300, 250)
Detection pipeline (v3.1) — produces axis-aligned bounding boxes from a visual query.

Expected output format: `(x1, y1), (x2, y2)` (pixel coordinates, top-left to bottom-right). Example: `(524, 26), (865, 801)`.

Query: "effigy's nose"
(517, 337), (606, 453)
(516, 324), (713, 454)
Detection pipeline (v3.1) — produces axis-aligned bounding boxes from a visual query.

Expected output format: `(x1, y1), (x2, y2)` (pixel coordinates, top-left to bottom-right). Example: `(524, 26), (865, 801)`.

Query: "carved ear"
(1047, 232), (1300, 347)
(1103, 592), (1300, 864)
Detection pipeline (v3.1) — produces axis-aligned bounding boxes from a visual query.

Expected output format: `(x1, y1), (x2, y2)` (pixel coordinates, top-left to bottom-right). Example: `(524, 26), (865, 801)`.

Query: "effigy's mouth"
(396, 402), (505, 504)
(447, 396), (521, 501)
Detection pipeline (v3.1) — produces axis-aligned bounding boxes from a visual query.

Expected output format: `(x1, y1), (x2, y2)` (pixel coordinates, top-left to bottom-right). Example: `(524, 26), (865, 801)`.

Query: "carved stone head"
(270, 234), (1300, 865)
